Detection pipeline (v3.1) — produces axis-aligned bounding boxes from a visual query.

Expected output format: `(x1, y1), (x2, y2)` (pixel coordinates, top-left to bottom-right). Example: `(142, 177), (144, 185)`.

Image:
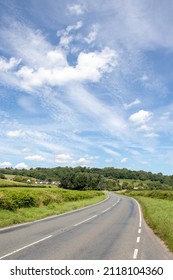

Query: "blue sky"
(0, 0), (173, 174)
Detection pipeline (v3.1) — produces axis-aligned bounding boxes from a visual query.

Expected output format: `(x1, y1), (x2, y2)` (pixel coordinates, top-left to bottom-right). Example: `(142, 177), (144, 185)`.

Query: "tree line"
(0, 166), (173, 190)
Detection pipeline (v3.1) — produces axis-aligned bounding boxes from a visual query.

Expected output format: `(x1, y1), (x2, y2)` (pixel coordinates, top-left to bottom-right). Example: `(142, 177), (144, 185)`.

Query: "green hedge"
(126, 190), (173, 201)
(0, 188), (103, 211)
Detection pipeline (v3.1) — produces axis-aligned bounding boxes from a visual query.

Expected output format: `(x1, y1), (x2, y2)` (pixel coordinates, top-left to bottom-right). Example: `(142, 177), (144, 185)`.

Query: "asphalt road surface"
(0, 192), (172, 260)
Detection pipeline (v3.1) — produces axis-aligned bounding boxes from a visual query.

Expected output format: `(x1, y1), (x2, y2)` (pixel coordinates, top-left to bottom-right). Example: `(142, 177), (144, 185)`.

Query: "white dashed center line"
(0, 235), (53, 260)
(74, 215), (98, 227)
(133, 249), (138, 259)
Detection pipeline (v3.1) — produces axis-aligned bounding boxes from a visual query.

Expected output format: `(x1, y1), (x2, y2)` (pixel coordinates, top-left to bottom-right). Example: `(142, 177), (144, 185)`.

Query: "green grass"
(0, 179), (40, 187)
(0, 187), (106, 228)
(3, 174), (15, 179)
(124, 190), (173, 253)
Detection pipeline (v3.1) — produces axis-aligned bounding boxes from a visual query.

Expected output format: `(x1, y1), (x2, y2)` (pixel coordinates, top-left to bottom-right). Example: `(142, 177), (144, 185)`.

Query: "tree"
(0, 174), (6, 179)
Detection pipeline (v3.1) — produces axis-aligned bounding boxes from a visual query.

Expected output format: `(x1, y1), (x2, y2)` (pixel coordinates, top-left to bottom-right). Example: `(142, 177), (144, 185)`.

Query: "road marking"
(132, 198), (142, 228)
(136, 201), (142, 228)
(74, 215), (97, 227)
(133, 249), (138, 259)
(102, 207), (111, 213)
(0, 235), (53, 260)
(138, 228), (141, 234)
(0, 194), (110, 233)
(112, 198), (120, 207)
(136, 236), (140, 243)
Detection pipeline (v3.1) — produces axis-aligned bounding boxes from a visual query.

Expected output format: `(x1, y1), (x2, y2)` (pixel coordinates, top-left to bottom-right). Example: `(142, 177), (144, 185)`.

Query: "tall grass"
(125, 190), (173, 253)
(0, 188), (106, 228)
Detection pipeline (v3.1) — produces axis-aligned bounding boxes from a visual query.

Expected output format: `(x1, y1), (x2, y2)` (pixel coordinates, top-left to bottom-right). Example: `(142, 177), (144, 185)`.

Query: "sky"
(0, 0), (173, 174)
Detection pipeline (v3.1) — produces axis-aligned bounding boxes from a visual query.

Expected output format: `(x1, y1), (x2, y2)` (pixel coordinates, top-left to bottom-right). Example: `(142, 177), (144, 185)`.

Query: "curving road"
(0, 192), (172, 260)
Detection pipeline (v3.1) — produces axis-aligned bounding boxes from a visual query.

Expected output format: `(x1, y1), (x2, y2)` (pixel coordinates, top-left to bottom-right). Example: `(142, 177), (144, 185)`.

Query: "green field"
(0, 178), (42, 188)
(124, 190), (173, 252)
(0, 187), (106, 228)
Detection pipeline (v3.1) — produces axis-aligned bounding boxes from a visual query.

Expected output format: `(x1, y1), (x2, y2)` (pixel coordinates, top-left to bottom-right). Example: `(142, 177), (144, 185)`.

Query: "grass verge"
(0, 188), (106, 228)
(129, 195), (173, 253)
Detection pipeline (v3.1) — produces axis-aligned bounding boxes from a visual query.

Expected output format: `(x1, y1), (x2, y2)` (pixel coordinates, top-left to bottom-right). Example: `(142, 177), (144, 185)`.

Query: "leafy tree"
(0, 174), (6, 179)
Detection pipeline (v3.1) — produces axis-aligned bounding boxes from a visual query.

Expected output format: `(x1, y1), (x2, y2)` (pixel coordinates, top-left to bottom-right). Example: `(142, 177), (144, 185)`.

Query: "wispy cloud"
(67, 4), (84, 15)
(7, 130), (26, 138)
(0, 0), (173, 174)
(124, 99), (141, 109)
(84, 24), (99, 44)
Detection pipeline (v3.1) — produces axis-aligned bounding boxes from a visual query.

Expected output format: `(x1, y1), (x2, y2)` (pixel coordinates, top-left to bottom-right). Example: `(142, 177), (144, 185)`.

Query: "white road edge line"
(132, 197), (142, 228)
(0, 235), (53, 260)
(133, 249), (138, 259)
(74, 215), (97, 227)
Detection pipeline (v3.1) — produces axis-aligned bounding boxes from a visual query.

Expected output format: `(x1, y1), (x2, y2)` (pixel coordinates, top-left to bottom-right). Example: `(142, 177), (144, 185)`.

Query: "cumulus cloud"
(55, 154), (98, 166)
(129, 110), (152, 124)
(0, 161), (12, 168)
(16, 47), (118, 89)
(14, 162), (29, 169)
(24, 155), (45, 162)
(55, 154), (72, 164)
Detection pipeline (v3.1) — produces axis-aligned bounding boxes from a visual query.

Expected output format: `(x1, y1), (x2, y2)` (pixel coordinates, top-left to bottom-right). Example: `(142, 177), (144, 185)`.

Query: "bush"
(0, 188), (103, 211)
(126, 190), (173, 201)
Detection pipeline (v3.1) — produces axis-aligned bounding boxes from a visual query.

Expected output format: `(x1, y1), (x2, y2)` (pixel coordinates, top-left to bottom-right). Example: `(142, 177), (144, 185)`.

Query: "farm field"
(124, 190), (173, 252)
(0, 187), (106, 228)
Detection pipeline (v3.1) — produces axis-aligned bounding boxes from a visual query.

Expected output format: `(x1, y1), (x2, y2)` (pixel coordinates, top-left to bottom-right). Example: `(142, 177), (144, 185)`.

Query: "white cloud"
(14, 162), (29, 169)
(137, 124), (153, 131)
(105, 158), (113, 163)
(66, 84), (125, 134)
(57, 21), (83, 48)
(140, 74), (149, 81)
(67, 4), (84, 15)
(16, 47), (118, 89)
(160, 112), (171, 120)
(25, 155), (45, 162)
(55, 154), (98, 166)
(76, 47), (118, 81)
(144, 132), (159, 138)
(129, 110), (152, 124)
(0, 57), (21, 71)
(77, 157), (90, 165)
(55, 154), (72, 163)
(46, 49), (67, 68)
(120, 157), (128, 163)
(0, 161), (12, 168)
(124, 99), (141, 109)
(84, 24), (98, 44)
(66, 21), (83, 33)
(102, 146), (121, 157)
(7, 130), (26, 138)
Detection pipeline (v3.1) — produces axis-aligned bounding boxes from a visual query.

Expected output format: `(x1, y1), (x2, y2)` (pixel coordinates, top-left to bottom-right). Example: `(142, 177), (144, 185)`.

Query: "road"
(0, 192), (172, 260)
